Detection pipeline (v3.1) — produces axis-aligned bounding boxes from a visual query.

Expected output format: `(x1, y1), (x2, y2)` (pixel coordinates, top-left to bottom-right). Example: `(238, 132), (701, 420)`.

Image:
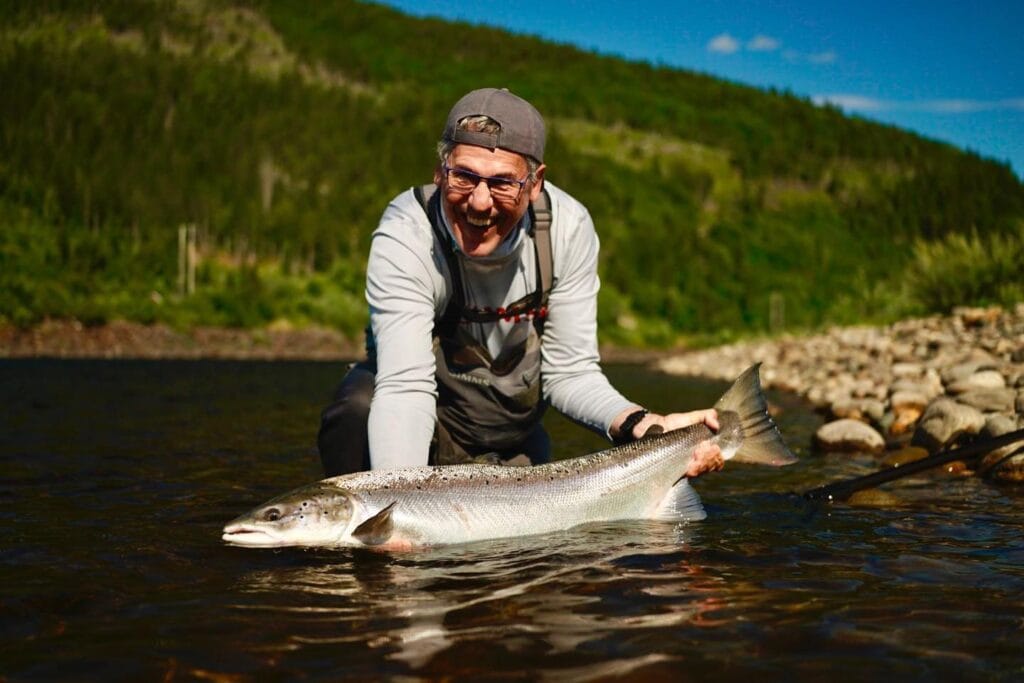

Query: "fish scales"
(344, 427), (709, 544)
(222, 364), (796, 549)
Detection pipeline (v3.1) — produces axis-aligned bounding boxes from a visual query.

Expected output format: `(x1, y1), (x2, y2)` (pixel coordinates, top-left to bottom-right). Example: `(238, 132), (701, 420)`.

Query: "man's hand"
(649, 409), (719, 434)
(612, 407), (724, 478)
(648, 410), (723, 478)
(685, 439), (724, 478)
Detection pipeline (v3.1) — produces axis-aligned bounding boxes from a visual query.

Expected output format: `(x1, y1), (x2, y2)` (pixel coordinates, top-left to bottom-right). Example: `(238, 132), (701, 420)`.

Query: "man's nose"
(468, 180), (494, 210)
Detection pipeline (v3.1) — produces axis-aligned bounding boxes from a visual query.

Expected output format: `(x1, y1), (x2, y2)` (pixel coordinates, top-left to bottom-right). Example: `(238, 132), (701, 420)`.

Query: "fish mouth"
(222, 524), (283, 547)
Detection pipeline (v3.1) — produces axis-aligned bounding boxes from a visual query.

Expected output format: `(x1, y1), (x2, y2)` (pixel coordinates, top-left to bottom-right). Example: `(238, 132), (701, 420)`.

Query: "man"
(318, 87), (723, 478)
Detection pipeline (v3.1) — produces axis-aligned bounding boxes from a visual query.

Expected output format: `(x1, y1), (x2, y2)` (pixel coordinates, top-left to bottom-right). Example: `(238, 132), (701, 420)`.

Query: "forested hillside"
(2, 0), (1023, 346)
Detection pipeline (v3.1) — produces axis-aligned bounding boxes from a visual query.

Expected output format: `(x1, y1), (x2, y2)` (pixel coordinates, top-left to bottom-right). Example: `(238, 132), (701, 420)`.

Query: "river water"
(2, 359), (1023, 681)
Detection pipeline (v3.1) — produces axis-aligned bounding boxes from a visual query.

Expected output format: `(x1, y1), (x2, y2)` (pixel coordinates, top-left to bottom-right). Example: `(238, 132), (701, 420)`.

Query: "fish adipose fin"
(652, 478), (707, 522)
(714, 363), (798, 466)
(353, 502), (396, 545)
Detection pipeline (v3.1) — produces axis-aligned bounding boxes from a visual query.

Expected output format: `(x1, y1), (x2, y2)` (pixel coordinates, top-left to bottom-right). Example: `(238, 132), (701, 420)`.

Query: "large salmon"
(222, 364), (795, 550)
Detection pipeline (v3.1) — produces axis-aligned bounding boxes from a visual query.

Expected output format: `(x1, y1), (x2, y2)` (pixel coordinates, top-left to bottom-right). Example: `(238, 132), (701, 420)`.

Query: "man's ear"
(528, 164), (546, 201)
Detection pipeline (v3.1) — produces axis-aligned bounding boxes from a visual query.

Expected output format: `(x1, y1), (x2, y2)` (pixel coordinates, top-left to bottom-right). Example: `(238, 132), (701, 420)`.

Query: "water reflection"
(228, 522), (725, 673)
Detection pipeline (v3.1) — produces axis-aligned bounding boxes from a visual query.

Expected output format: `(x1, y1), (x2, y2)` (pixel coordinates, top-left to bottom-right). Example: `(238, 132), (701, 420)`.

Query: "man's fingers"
(687, 441), (724, 478)
(660, 408), (720, 432)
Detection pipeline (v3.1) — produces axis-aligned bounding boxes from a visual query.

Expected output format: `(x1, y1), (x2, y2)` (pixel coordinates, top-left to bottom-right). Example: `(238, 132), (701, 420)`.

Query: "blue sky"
(376, 0), (1024, 178)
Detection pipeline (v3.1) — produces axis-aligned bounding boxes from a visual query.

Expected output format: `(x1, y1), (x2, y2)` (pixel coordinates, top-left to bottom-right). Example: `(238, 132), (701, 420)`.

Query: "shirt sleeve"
(365, 196), (441, 469)
(541, 189), (635, 437)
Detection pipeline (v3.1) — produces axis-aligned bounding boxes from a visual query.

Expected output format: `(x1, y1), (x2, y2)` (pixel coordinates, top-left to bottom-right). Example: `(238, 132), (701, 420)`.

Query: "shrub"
(906, 224), (1024, 313)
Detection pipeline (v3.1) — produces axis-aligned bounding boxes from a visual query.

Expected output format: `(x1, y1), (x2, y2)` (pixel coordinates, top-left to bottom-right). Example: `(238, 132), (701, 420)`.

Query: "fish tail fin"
(713, 363), (797, 466)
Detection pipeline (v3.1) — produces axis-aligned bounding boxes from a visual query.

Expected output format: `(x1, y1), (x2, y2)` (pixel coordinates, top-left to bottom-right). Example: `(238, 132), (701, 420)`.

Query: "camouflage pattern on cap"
(444, 88), (546, 162)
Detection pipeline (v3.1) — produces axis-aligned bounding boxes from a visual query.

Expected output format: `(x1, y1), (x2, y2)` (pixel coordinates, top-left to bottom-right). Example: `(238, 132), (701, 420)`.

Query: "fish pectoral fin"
(652, 478), (707, 522)
(352, 502), (396, 546)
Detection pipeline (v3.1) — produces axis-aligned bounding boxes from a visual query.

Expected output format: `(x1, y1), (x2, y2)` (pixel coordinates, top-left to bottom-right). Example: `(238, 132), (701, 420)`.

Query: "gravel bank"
(0, 319), (362, 360)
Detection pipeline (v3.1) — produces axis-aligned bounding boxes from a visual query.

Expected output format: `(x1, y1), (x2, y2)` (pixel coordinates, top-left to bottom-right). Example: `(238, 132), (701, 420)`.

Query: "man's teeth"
(467, 216), (492, 228)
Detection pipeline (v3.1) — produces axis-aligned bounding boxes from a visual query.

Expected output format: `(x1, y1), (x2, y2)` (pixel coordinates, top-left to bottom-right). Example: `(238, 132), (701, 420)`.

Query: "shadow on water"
(3, 359), (1024, 680)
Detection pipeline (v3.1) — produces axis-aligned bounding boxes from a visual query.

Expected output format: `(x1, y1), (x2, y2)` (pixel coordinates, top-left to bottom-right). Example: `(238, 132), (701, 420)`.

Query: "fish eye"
(263, 508), (281, 522)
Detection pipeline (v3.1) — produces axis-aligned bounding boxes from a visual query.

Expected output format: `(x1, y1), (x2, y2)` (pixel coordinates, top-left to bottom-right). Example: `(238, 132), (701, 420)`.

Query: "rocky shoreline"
(658, 304), (1024, 483)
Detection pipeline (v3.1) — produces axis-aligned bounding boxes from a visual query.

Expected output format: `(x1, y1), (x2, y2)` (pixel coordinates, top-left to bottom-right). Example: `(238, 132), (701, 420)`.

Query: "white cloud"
(784, 49), (837, 64)
(708, 33), (740, 54)
(711, 32), (835, 64)
(925, 98), (1024, 112)
(813, 94), (886, 112)
(928, 99), (987, 113)
(814, 94), (1024, 114)
(807, 50), (836, 64)
(747, 34), (779, 52)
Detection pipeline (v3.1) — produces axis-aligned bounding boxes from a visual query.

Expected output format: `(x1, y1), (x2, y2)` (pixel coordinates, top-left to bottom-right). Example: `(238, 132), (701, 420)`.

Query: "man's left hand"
(684, 439), (724, 478)
(639, 409), (724, 478)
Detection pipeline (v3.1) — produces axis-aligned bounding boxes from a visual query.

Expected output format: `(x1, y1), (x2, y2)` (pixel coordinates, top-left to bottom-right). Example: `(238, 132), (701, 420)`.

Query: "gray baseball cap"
(443, 88), (546, 163)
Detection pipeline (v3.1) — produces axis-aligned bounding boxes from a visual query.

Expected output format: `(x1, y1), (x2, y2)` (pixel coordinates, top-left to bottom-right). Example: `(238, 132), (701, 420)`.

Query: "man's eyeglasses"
(443, 165), (528, 202)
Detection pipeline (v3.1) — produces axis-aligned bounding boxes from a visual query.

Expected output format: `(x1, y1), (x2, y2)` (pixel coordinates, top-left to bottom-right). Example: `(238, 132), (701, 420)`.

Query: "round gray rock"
(911, 398), (986, 452)
(946, 370), (1007, 395)
(979, 415), (1024, 483)
(814, 419), (886, 454)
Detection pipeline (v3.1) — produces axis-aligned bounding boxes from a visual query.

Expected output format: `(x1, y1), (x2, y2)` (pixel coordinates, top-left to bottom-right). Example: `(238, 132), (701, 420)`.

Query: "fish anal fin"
(652, 479), (707, 522)
(353, 502), (396, 546)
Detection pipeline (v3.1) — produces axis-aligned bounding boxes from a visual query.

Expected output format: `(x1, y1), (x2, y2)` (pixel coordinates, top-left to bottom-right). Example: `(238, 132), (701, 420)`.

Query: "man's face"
(434, 144), (545, 258)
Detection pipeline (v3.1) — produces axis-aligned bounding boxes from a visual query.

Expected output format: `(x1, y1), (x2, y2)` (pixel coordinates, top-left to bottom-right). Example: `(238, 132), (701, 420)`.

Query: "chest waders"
(413, 184), (554, 463)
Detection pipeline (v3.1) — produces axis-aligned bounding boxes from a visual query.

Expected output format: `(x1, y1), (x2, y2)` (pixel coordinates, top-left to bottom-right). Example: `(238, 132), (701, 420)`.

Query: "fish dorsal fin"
(352, 502), (396, 546)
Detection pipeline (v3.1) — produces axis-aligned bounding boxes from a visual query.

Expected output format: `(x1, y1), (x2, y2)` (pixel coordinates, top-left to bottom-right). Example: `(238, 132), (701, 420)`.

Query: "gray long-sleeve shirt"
(365, 181), (634, 469)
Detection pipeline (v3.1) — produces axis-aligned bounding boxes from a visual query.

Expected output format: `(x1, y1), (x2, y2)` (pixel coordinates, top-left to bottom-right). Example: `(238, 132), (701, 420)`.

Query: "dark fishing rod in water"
(802, 428), (1024, 502)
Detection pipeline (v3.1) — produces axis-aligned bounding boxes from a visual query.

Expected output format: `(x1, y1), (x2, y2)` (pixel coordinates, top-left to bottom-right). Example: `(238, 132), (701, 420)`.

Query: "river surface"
(2, 359), (1023, 681)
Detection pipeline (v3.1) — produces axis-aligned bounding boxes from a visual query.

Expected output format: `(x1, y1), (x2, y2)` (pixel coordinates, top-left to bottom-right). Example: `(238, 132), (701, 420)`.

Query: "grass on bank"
(4, 193), (1022, 348)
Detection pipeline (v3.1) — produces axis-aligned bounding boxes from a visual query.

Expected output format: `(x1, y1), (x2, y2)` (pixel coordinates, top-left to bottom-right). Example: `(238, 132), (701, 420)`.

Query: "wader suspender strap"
(413, 184), (553, 333)
(414, 185), (463, 333)
(530, 190), (553, 308)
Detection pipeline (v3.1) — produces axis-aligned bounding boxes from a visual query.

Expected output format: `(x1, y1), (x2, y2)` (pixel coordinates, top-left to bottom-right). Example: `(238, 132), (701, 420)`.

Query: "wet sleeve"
(365, 206), (439, 469)
(541, 200), (634, 437)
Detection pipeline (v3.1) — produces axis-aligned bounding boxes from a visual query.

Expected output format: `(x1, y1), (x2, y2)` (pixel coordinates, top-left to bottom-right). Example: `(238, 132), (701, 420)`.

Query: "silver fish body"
(222, 364), (795, 550)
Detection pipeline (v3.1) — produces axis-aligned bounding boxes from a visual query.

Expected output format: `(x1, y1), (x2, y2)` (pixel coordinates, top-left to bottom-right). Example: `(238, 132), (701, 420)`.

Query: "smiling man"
(317, 88), (723, 477)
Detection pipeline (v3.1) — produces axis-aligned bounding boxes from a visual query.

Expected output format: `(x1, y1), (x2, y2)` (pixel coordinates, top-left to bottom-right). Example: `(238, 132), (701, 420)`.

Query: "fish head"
(222, 483), (357, 548)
